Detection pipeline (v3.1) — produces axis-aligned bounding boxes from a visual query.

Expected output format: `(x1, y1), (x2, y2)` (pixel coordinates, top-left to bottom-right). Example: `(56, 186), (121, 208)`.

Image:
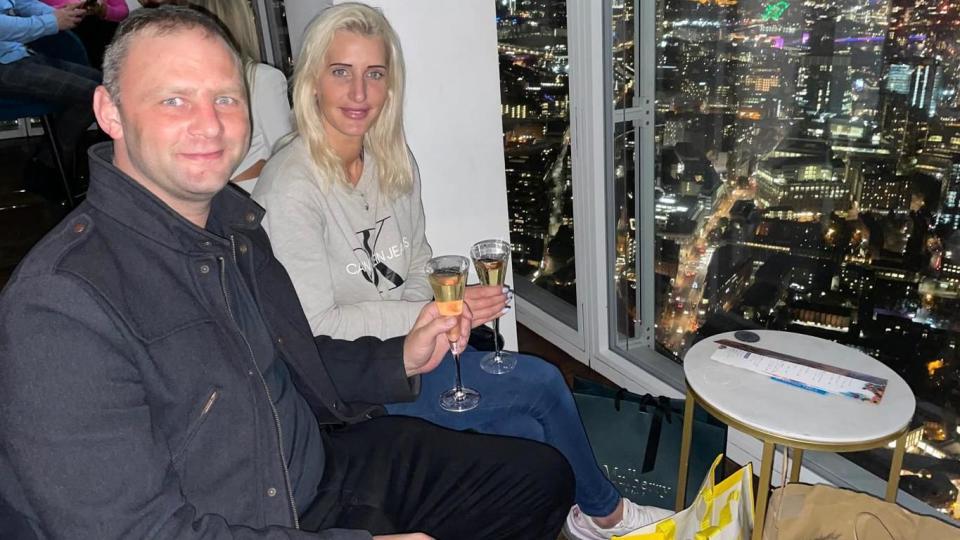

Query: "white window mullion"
(547, 0), (606, 360)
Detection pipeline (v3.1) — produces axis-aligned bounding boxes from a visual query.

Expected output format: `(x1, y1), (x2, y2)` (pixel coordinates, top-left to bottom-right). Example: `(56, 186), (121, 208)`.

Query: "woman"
(253, 4), (672, 539)
(189, 0), (292, 192)
(42, 0), (127, 21)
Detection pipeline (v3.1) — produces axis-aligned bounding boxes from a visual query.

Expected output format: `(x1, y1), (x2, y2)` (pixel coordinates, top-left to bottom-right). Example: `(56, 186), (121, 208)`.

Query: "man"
(0, 7), (573, 540)
(0, 1), (101, 181)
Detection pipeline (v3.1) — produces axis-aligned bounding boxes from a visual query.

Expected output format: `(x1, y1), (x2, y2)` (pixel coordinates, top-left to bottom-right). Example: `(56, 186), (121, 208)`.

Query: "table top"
(683, 330), (916, 448)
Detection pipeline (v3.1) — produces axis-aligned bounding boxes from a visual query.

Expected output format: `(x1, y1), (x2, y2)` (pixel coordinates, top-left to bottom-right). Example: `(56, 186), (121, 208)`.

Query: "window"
(496, 0), (579, 329)
(613, 0), (960, 521)
(251, 0), (294, 75)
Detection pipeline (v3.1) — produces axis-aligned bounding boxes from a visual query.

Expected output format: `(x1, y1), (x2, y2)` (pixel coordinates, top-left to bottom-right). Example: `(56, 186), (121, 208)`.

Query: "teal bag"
(572, 377), (728, 508)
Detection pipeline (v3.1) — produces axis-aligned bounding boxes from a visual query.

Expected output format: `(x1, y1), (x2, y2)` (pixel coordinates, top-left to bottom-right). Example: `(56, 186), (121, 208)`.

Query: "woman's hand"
(463, 285), (511, 327)
(55, 4), (85, 30)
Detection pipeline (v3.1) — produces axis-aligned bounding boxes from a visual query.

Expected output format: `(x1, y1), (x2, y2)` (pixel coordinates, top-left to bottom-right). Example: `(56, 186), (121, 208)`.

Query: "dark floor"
(517, 324), (614, 388)
(0, 129), (110, 287)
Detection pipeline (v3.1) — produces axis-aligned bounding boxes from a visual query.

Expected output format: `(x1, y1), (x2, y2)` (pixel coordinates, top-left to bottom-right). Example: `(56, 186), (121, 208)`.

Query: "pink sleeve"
(40, 0), (69, 8)
(104, 0), (129, 22)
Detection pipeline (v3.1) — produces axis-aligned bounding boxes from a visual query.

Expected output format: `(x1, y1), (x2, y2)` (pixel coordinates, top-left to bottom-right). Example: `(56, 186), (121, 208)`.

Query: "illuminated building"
(755, 156), (849, 213)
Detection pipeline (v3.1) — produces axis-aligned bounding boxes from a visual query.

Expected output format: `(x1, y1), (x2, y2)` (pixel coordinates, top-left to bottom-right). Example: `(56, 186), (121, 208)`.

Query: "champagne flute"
(470, 239), (517, 374)
(426, 255), (480, 412)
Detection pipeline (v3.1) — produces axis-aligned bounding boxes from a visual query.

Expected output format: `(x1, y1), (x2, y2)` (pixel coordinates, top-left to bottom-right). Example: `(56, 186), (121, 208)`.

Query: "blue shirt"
(0, 0), (57, 64)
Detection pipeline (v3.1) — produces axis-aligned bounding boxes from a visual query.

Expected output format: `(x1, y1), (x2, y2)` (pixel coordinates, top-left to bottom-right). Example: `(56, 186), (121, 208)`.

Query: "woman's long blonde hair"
(188, 0), (261, 83)
(291, 2), (412, 197)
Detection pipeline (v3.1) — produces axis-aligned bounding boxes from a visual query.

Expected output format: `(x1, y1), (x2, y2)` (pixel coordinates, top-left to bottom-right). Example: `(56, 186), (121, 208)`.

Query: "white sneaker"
(562, 498), (675, 540)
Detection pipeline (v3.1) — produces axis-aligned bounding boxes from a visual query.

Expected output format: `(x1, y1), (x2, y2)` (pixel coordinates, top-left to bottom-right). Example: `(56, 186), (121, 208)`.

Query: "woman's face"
(315, 30), (389, 150)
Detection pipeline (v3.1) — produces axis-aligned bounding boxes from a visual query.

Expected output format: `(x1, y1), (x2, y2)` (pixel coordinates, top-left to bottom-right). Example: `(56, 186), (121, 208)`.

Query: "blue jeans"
(385, 352), (620, 517)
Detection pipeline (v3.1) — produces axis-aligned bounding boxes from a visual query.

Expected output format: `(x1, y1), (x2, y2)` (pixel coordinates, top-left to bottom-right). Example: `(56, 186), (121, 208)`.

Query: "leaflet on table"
(709, 339), (887, 404)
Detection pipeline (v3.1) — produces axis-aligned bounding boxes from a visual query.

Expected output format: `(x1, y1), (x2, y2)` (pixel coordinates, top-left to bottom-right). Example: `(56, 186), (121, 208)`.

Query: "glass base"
(480, 351), (516, 374)
(439, 386), (481, 412)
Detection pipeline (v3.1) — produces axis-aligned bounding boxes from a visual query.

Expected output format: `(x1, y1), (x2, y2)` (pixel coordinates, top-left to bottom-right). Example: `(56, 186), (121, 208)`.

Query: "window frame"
(533, 0), (946, 519)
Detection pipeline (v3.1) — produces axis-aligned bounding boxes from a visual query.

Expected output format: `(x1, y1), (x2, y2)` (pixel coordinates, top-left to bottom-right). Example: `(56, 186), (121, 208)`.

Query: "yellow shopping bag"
(614, 454), (755, 540)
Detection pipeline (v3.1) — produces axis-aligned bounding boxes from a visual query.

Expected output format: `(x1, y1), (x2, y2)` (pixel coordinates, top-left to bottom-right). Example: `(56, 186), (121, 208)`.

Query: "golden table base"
(675, 386), (908, 540)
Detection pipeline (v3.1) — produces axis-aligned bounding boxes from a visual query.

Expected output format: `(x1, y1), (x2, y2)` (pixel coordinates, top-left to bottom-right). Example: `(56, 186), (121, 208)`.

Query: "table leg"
(752, 441), (776, 540)
(675, 389), (696, 511)
(789, 448), (803, 483)
(886, 433), (906, 502)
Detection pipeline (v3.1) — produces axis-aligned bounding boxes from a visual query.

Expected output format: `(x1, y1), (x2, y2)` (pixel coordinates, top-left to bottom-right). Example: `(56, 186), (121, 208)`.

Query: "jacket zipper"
(217, 250), (300, 530)
(200, 390), (219, 416)
(171, 388), (219, 464)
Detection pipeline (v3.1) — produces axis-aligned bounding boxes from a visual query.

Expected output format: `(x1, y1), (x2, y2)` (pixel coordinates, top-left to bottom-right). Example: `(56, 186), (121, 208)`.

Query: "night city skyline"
(498, 0), (960, 520)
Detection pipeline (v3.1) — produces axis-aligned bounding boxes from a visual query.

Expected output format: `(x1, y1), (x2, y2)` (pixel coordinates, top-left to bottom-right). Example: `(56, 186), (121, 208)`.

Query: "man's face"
(94, 27), (250, 219)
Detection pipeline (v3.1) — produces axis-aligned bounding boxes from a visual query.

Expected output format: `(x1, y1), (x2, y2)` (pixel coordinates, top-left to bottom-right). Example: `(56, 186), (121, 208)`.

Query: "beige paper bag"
(762, 483), (959, 540)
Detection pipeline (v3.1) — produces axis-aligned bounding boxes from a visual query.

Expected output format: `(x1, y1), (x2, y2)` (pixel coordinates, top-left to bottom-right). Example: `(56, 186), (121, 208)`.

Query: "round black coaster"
(734, 330), (760, 343)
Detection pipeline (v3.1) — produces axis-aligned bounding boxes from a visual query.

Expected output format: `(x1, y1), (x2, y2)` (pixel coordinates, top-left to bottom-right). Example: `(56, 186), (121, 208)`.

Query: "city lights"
(498, 0), (960, 518)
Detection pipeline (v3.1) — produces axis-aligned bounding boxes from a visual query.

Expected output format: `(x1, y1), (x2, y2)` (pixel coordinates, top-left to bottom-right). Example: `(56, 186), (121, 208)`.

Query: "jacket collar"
(85, 142), (266, 253)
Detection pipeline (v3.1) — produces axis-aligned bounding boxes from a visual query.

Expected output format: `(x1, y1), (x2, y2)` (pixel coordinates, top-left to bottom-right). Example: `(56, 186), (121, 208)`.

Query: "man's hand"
(402, 302), (472, 377)
(55, 4), (86, 30)
(463, 285), (510, 327)
(373, 534), (434, 540)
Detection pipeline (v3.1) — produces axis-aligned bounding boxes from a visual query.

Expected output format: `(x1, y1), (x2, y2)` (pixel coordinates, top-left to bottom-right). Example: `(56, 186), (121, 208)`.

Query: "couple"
(0, 4), (671, 539)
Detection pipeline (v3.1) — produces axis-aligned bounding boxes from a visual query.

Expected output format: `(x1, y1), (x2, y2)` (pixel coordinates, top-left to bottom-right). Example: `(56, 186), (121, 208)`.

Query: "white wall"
(283, 0), (332, 61)
(332, 0), (517, 348)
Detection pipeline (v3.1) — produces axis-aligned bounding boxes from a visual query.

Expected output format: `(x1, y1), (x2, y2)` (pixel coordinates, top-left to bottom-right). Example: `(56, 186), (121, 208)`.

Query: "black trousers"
(72, 17), (119, 72)
(302, 416), (574, 540)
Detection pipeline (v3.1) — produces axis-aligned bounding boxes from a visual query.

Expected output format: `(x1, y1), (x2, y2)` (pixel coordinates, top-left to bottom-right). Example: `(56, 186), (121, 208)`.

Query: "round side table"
(675, 330), (916, 540)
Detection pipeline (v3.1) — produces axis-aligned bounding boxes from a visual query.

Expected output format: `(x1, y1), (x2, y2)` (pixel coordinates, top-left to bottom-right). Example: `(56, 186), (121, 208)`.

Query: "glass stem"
(451, 342), (464, 397)
(492, 318), (502, 361)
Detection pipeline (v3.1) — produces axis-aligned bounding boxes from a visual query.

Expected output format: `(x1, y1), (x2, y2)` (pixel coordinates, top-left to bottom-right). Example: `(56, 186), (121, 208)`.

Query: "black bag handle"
(614, 388), (628, 411)
(609, 385), (675, 473)
(641, 409), (662, 473)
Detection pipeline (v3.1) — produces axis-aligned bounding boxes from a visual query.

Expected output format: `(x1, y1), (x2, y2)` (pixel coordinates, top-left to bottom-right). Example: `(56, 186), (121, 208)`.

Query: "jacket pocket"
(171, 386), (221, 464)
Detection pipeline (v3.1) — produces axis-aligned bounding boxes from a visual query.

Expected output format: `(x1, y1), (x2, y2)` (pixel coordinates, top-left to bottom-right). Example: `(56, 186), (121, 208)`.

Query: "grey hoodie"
(254, 138), (434, 340)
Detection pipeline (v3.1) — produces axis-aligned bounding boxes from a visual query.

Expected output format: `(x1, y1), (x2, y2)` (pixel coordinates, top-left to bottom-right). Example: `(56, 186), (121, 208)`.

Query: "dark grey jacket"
(0, 143), (419, 539)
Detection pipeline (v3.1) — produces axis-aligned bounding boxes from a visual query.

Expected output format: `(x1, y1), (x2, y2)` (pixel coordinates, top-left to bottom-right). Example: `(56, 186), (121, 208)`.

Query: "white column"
(338, 0), (517, 349)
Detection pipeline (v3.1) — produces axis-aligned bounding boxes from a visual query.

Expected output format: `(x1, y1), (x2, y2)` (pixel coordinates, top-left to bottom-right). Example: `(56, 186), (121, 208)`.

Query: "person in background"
(41, 0), (129, 69)
(0, 0), (101, 185)
(42, 0), (126, 22)
(138, 0), (186, 6)
(188, 0), (292, 193)
(253, 4), (674, 539)
(0, 6), (574, 539)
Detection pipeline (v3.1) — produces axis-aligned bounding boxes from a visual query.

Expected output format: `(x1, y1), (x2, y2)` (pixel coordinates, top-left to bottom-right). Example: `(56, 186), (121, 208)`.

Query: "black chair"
(0, 31), (92, 208)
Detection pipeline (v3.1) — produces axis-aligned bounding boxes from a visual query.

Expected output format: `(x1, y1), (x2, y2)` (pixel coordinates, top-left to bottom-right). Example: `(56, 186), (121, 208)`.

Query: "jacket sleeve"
(2, 1), (56, 44)
(256, 169), (425, 341)
(313, 334), (419, 405)
(0, 274), (370, 540)
(399, 156), (434, 303)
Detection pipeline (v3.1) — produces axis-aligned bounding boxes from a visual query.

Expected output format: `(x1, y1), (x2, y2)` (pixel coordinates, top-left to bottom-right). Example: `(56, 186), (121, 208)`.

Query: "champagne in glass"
(426, 255), (480, 412)
(470, 239), (516, 374)
(474, 257), (506, 288)
(429, 268), (466, 341)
